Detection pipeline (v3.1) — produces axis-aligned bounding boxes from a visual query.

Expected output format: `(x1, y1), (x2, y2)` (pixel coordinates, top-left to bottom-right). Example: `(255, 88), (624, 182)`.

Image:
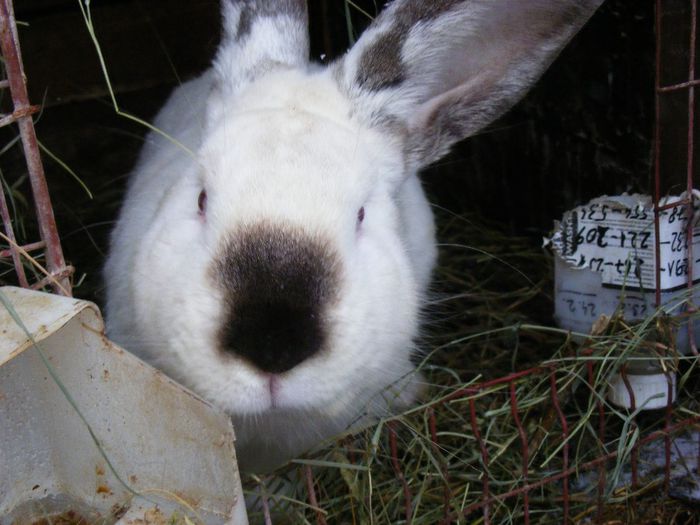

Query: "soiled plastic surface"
(0, 286), (248, 525)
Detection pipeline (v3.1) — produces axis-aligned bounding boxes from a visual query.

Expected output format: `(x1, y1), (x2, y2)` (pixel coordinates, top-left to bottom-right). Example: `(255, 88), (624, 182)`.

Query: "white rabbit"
(104, 0), (604, 472)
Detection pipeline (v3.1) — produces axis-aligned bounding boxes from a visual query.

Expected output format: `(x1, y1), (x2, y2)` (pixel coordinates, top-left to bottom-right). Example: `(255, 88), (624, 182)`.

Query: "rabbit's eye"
(357, 207), (365, 224)
(198, 189), (207, 216)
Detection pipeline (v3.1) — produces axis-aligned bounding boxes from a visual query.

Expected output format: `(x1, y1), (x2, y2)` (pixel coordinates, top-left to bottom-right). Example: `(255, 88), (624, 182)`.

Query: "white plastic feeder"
(0, 286), (248, 525)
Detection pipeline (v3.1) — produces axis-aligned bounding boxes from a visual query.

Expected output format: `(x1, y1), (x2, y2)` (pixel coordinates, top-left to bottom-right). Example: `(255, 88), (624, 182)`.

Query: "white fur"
(105, 68), (433, 471)
(105, 0), (602, 472)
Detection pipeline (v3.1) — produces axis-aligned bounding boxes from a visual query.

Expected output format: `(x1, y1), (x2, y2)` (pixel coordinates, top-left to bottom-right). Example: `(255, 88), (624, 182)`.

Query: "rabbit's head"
(105, 0), (603, 472)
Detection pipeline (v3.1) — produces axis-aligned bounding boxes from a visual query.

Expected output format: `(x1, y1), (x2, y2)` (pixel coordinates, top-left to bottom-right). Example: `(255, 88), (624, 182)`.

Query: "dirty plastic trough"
(0, 286), (248, 525)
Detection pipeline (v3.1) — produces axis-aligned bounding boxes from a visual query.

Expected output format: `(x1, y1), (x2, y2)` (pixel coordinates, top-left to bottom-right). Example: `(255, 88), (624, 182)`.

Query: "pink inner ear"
(409, 69), (497, 131)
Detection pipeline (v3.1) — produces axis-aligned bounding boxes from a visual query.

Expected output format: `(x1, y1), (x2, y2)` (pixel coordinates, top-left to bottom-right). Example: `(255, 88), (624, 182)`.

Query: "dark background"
(3, 0), (696, 305)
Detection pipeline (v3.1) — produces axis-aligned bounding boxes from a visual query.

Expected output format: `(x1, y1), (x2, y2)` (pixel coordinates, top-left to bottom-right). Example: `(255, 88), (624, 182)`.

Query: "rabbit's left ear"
(335, 0), (604, 169)
(214, 0), (309, 92)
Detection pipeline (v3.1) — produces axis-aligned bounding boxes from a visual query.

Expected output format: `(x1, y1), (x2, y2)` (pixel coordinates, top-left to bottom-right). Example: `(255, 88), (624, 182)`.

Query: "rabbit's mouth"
(249, 368), (343, 415)
(261, 373), (314, 412)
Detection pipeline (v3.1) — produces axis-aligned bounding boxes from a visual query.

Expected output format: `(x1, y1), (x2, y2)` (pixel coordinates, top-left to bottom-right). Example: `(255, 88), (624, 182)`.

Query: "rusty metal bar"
(468, 395), (490, 524)
(664, 369), (674, 493)
(654, 0), (699, 355)
(585, 360), (606, 523)
(549, 371), (570, 524)
(427, 408), (451, 524)
(304, 464), (327, 525)
(596, 376), (607, 523)
(29, 265), (74, 291)
(441, 367), (545, 406)
(260, 484), (272, 525)
(620, 367), (639, 489)
(686, 0), (696, 194)
(0, 176), (28, 287)
(0, 104), (39, 127)
(658, 77), (700, 92)
(509, 381), (530, 525)
(685, 0), (698, 355)
(0, 0), (71, 295)
(388, 421), (413, 525)
(654, 0), (663, 308)
(655, 197), (692, 212)
(0, 240), (45, 258)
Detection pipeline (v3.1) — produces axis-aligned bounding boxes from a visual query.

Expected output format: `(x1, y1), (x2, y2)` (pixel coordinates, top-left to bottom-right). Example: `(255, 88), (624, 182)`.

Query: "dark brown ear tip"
(227, 0), (309, 41)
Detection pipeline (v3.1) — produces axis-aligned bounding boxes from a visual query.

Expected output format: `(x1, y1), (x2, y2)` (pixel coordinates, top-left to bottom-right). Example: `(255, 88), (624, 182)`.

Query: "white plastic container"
(550, 194), (696, 410)
(0, 286), (248, 525)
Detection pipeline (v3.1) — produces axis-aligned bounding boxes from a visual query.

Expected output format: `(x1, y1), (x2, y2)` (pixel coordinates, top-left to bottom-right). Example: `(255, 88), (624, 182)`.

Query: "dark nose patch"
(213, 224), (340, 374)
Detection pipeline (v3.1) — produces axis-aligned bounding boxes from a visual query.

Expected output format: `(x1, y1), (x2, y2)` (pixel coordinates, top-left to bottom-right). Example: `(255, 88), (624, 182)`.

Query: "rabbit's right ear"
(213, 0), (309, 94)
(335, 0), (604, 170)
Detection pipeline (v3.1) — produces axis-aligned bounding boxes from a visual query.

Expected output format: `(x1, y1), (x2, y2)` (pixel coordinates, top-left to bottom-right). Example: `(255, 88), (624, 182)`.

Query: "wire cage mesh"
(0, 0), (71, 296)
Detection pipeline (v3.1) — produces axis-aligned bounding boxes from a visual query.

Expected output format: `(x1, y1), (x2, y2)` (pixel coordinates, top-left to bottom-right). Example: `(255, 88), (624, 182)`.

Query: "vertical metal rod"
(259, 482), (273, 525)
(427, 408), (451, 524)
(620, 366), (639, 488)
(388, 422), (413, 525)
(509, 381), (530, 525)
(469, 396), (490, 525)
(597, 386), (607, 523)
(687, 0), (698, 355)
(664, 369), (674, 492)
(549, 371), (570, 524)
(687, 0), (697, 208)
(654, 0), (663, 308)
(304, 464), (328, 525)
(697, 427), (700, 479)
(0, 179), (28, 287)
(687, 0), (700, 479)
(587, 360), (606, 523)
(0, 0), (71, 295)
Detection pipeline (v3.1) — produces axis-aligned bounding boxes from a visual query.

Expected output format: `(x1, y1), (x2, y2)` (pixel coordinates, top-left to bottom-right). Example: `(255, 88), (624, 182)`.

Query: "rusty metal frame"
(0, 0), (71, 295)
(653, 0), (698, 354)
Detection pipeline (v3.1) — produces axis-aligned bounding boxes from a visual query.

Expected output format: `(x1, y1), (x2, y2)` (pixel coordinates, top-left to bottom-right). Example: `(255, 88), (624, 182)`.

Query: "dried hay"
(241, 210), (700, 525)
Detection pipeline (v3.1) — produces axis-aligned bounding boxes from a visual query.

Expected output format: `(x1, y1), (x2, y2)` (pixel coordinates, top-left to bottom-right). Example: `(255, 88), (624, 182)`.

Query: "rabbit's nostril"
(214, 223), (340, 374)
(222, 300), (323, 374)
